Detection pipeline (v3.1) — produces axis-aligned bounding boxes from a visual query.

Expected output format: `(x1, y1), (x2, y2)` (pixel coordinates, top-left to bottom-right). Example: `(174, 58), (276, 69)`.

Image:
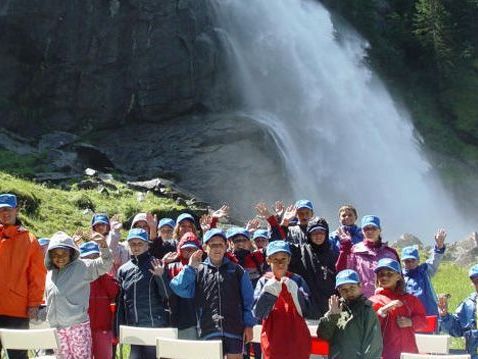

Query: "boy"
(254, 240), (312, 359)
(170, 228), (255, 359)
(329, 205), (363, 255)
(402, 228), (446, 316)
(439, 263), (478, 359)
(317, 269), (383, 359)
(281, 200), (315, 245)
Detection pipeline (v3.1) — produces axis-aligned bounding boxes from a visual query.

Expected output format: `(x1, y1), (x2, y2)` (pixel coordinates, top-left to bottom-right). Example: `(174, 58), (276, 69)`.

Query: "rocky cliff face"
(0, 0), (223, 136)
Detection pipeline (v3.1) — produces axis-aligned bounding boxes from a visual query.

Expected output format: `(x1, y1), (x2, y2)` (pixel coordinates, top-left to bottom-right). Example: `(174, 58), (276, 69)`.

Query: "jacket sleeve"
(425, 246), (445, 277)
(253, 277), (278, 320)
(409, 296), (428, 331)
(84, 247), (114, 282)
(362, 306), (383, 359)
(115, 269), (126, 329)
(316, 312), (339, 340)
(296, 275), (312, 318)
(103, 274), (120, 302)
(169, 265), (196, 298)
(266, 215), (286, 240)
(288, 244), (304, 276)
(27, 236), (47, 307)
(240, 271), (257, 327)
(439, 299), (472, 337)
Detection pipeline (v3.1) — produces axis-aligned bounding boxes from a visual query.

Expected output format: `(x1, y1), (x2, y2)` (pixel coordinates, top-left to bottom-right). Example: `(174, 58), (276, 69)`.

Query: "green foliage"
(0, 150), (47, 177)
(0, 171), (185, 238)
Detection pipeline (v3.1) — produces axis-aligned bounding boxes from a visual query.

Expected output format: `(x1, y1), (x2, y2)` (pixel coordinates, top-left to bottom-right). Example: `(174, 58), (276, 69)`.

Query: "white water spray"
(209, 0), (471, 241)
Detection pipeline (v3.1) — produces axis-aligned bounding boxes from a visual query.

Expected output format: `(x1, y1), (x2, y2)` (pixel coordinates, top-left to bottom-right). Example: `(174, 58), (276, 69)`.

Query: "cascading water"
(208, 0), (471, 241)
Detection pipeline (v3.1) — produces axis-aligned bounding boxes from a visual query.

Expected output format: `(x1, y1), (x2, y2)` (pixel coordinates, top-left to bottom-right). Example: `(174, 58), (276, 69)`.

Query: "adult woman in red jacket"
(369, 258), (426, 359)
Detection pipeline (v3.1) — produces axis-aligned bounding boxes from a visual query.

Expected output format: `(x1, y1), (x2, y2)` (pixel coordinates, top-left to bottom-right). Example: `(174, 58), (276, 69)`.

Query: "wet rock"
(38, 131), (79, 152)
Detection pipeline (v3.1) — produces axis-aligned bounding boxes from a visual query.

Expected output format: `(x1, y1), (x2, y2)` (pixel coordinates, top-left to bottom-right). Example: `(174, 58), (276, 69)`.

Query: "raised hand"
(256, 202), (272, 219)
(273, 201), (285, 218)
(437, 293), (449, 317)
(328, 294), (341, 315)
(199, 214), (212, 232)
(337, 227), (352, 242)
(435, 228), (447, 249)
(246, 218), (261, 232)
(281, 204), (296, 226)
(162, 251), (179, 264)
(212, 204), (230, 219)
(188, 249), (204, 268)
(149, 257), (165, 276)
(91, 232), (108, 248)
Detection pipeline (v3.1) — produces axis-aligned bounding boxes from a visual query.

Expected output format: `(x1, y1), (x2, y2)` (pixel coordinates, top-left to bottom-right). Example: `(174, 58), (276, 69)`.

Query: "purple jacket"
(347, 241), (399, 298)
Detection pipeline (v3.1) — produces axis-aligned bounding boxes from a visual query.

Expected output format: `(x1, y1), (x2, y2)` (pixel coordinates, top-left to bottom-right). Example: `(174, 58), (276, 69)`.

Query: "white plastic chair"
(415, 333), (450, 354)
(401, 353), (471, 359)
(119, 325), (178, 346)
(156, 337), (223, 359)
(0, 328), (60, 359)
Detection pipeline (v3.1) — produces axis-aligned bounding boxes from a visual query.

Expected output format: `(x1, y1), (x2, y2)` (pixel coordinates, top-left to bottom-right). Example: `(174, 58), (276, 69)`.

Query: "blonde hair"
(173, 220), (198, 240)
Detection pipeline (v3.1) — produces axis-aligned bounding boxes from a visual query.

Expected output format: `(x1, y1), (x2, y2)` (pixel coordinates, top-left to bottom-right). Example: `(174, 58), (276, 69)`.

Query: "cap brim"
(180, 243), (199, 250)
(267, 249), (291, 257)
(297, 206), (313, 210)
(335, 280), (359, 289)
(401, 255), (418, 260)
(92, 220), (110, 226)
(375, 265), (400, 273)
(0, 204), (14, 209)
(127, 236), (149, 242)
(80, 250), (100, 258)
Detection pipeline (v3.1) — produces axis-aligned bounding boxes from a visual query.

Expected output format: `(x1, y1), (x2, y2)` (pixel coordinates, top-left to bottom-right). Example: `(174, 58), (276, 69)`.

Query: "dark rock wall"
(0, 0), (222, 136)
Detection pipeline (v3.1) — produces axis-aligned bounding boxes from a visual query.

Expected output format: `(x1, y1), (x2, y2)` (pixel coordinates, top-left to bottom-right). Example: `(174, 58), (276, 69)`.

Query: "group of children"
(4, 192), (478, 359)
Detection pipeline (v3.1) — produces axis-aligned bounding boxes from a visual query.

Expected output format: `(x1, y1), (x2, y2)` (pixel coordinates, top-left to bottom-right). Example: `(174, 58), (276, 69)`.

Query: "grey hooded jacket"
(45, 231), (112, 328)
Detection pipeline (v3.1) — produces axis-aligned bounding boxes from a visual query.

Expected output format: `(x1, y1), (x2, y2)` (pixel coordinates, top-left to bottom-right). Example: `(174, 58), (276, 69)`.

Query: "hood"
(306, 217), (330, 251)
(45, 231), (80, 269)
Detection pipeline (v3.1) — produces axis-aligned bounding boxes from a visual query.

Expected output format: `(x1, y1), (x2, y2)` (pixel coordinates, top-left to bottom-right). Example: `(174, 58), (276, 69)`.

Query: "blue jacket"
(440, 292), (478, 359)
(169, 257), (255, 340)
(117, 252), (171, 328)
(402, 246), (445, 316)
(253, 271), (311, 320)
(329, 225), (363, 255)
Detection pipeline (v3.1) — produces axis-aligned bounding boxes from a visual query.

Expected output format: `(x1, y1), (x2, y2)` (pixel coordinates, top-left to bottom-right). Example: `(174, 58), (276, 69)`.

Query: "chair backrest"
(119, 325), (178, 346)
(156, 338), (223, 359)
(415, 333), (450, 354)
(0, 328), (60, 351)
(401, 353), (471, 359)
(251, 325), (262, 343)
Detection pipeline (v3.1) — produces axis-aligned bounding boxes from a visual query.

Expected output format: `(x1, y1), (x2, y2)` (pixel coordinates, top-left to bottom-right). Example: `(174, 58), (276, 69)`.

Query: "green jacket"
(316, 295), (382, 359)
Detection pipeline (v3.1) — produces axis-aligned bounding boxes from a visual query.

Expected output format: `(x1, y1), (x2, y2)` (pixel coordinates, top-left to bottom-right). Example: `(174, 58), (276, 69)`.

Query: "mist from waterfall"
(208, 0), (472, 242)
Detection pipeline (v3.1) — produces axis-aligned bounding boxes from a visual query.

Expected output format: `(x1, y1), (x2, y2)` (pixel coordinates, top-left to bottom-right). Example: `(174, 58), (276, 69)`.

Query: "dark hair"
(375, 270), (406, 294)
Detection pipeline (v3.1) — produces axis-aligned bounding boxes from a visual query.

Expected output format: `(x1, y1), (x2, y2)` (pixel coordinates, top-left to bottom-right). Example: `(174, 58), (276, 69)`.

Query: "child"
(329, 205), (363, 255)
(253, 240), (312, 359)
(289, 217), (337, 319)
(438, 263), (478, 359)
(45, 231), (113, 358)
(173, 213), (199, 241)
(317, 269), (383, 358)
(79, 241), (119, 359)
(170, 228), (255, 359)
(369, 258), (426, 359)
(116, 228), (171, 359)
(227, 227), (262, 286)
(402, 228), (446, 316)
(281, 200), (315, 245)
(336, 215), (399, 297)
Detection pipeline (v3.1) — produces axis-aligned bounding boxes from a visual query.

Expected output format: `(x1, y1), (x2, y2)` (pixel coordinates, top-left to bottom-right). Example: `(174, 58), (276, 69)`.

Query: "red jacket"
(0, 224), (46, 318)
(369, 288), (426, 359)
(88, 273), (119, 331)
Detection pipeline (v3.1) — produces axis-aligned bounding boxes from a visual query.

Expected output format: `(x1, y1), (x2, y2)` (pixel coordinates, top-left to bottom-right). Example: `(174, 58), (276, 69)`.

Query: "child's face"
(254, 237), (269, 249)
(231, 235), (251, 251)
(337, 283), (362, 301)
(180, 247), (196, 260)
(93, 223), (109, 236)
(402, 258), (419, 270)
(267, 252), (290, 279)
(296, 208), (313, 224)
(339, 209), (356, 226)
(128, 238), (149, 256)
(471, 276), (478, 292)
(376, 269), (401, 289)
(160, 226), (174, 240)
(178, 220), (194, 237)
(134, 220), (150, 232)
(50, 248), (71, 269)
(362, 226), (381, 241)
(310, 229), (327, 246)
(205, 237), (227, 263)
(0, 207), (16, 225)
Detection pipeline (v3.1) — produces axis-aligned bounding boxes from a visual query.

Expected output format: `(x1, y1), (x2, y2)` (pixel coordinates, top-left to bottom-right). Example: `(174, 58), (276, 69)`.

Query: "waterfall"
(209, 0), (470, 241)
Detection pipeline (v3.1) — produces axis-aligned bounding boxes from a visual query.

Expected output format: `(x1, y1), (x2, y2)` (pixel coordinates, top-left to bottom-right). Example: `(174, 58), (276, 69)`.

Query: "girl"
(336, 215), (399, 297)
(172, 213), (199, 241)
(369, 258), (426, 359)
(45, 231), (113, 359)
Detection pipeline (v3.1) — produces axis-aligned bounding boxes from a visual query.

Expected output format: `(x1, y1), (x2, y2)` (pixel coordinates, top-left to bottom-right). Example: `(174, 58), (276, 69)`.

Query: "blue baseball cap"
(266, 240), (291, 257)
(127, 228), (149, 242)
(226, 227), (250, 240)
(335, 269), (361, 289)
(177, 213), (195, 224)
(469, 264), (478, 279)
(401, 246), (420, 261)
(375, 258), (401, 273)
(91, 213), (110, 227)
(361, 215), (381, 229)
(0, 194), (17, 209)
(158, 218), (175, 229)
(38, 238), (50, 246)
(79, 241), (100, 258)
(295, 199), (313, 211)
(203, 228), (227, 244)
(252, 229), (270, 241)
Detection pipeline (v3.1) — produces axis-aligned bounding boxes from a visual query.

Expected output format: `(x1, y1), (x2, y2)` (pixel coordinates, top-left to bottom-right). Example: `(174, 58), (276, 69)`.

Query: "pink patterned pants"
(56, 321), (92, 359)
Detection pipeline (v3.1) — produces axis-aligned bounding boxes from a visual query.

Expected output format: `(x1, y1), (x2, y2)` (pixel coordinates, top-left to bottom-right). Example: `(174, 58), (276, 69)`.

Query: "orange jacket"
(0, 224), (46, 318)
